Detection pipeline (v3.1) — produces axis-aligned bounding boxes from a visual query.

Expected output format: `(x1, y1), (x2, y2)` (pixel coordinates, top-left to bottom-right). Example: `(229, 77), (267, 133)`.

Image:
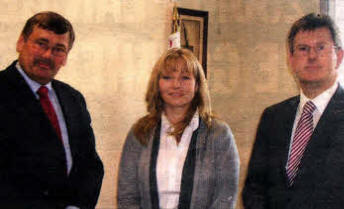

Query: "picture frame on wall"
(177, 7), (208, 76)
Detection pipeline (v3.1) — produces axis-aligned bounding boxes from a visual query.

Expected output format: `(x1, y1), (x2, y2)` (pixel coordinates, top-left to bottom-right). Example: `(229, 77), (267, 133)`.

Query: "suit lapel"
(294, 86), (344, 185)
(4, 62), (43, 117)
(52, 81), (71, 130)
(178, 120), (199, 209)
(138, 125), (156, 209)
(149, 122), (160, 209)
(189, 118), (210, 208)
(280, 97), (300, 184)
(52, 81), (78, 157)
(5, 62), (60, 139)
(3, 61), (66, 162)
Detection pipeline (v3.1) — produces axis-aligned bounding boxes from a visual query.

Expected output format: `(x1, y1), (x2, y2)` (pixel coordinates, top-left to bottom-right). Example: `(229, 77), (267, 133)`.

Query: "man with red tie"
(243, 13), (344, 209)
(0, 11), (104, 209)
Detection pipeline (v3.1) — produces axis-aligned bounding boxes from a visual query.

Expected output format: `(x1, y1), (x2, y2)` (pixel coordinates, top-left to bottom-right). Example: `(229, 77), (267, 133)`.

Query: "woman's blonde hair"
(133, 48), (213, 145)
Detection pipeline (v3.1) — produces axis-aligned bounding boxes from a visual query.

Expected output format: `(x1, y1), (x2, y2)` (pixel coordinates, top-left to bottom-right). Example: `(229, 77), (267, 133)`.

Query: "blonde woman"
(117, 48), (239, 209)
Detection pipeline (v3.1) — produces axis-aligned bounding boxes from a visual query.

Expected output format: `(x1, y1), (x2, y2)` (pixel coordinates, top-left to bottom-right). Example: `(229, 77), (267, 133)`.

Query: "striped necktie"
(286, 100), (316, 185)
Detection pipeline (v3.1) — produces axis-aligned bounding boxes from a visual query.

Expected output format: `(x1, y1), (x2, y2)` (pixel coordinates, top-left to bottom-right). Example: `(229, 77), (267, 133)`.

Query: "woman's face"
(159, 60), (197, 112)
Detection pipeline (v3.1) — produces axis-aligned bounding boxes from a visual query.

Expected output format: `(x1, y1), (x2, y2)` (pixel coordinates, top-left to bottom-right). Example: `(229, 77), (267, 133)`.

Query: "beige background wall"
(0, 0), (319, 208)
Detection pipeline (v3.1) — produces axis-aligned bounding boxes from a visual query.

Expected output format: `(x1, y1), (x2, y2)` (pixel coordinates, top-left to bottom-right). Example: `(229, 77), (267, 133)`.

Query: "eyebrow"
(55, 43), (67, 49)
(36, 38), (67, 49)
(295, 41), (330, 46)
(36, 38), (49, 43)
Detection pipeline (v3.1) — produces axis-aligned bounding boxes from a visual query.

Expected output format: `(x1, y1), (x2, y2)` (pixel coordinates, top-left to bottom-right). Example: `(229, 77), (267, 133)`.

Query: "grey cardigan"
(117, 118), (240, 209)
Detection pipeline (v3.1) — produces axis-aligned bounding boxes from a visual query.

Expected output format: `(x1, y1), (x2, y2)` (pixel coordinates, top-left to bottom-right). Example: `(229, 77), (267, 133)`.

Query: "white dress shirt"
(287, 82), (338, 162)
(156, 111), (199, 209)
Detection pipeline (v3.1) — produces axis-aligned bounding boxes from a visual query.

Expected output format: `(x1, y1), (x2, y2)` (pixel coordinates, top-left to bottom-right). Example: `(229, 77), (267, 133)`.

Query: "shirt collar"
(299, 81), (338, 115)
(16, 62), (53, 95)
(161, 110), (199, 132)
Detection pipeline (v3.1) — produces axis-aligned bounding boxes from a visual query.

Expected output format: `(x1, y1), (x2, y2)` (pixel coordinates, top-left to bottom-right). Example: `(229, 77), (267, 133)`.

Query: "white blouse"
(156, 111), (199, 209)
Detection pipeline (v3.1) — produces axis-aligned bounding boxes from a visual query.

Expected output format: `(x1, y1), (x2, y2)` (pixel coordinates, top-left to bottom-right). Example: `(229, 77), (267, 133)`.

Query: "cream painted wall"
(0, 0), (319, 208)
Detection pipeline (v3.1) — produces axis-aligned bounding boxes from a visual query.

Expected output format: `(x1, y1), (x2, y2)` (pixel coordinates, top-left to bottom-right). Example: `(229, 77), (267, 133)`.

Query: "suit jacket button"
(43, 190), (49, 196)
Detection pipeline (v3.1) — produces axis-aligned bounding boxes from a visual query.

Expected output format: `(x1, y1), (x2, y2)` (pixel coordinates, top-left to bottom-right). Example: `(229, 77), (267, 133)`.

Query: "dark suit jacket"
(0, 61), (104, 209)
(243, 85), (344, 209)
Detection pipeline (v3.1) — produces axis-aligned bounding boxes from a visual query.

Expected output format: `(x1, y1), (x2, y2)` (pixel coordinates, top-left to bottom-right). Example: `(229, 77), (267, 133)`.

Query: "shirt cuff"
(66, 206), (80, 209)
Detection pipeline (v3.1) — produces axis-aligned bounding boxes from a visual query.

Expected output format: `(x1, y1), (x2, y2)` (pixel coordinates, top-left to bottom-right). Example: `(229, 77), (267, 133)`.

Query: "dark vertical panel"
(320, 0), (329, 14)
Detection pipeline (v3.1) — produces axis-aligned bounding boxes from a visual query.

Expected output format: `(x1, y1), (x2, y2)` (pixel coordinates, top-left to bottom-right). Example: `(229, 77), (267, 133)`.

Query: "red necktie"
(286, 101), (316, 185)
(37, 86), (62, 140)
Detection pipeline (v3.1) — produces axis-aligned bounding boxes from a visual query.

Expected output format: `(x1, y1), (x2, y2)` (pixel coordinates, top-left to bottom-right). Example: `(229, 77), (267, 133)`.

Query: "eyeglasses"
(29, 38), (68, 57)
(294, 43), (336, 57)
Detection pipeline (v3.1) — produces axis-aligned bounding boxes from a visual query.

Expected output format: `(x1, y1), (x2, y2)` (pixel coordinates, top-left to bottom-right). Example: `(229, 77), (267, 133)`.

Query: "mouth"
(34, 59), (54, 70)
(169, 92), (184, 97)
(305, 65), (321, 70)
(37, 62), (51, 70)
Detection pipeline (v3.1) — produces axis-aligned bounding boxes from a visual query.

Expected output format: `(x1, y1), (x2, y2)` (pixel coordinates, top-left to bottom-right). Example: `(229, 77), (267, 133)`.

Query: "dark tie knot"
(303, 101), (316, 114)
(37, 86), (49, 97)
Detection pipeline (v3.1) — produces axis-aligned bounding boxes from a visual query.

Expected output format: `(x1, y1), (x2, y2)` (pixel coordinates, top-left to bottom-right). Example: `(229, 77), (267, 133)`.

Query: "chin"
(166, 102), (190, 108)
(299, 78), (329, 86)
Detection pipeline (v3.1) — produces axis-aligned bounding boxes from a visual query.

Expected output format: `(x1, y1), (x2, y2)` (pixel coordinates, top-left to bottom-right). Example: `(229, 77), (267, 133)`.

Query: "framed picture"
(177, 8), (208, 76)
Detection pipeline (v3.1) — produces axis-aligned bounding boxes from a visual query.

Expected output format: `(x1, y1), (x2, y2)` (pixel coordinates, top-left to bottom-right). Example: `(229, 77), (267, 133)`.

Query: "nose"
(41, 48), (53, 58)
(172, 78), (182, 88)
(308, 47), (318, 60)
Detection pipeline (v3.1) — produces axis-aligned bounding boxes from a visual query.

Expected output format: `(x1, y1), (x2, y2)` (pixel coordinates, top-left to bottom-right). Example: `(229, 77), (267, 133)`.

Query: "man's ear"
(62, 58), (67, 66)
(287, 48), (293, 67)
(335, 48), (344, 69)
(16, 35), (25, 53)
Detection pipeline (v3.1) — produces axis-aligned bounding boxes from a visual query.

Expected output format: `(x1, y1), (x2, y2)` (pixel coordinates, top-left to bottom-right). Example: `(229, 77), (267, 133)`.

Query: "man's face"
(16, 26), (70, 85)
(288, 27), (343, 90)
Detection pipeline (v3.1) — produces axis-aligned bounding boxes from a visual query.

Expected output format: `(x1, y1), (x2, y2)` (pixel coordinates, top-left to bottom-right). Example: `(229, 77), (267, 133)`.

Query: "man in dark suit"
(0, 11), (104, 209)
(243, 13), (344, 209)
